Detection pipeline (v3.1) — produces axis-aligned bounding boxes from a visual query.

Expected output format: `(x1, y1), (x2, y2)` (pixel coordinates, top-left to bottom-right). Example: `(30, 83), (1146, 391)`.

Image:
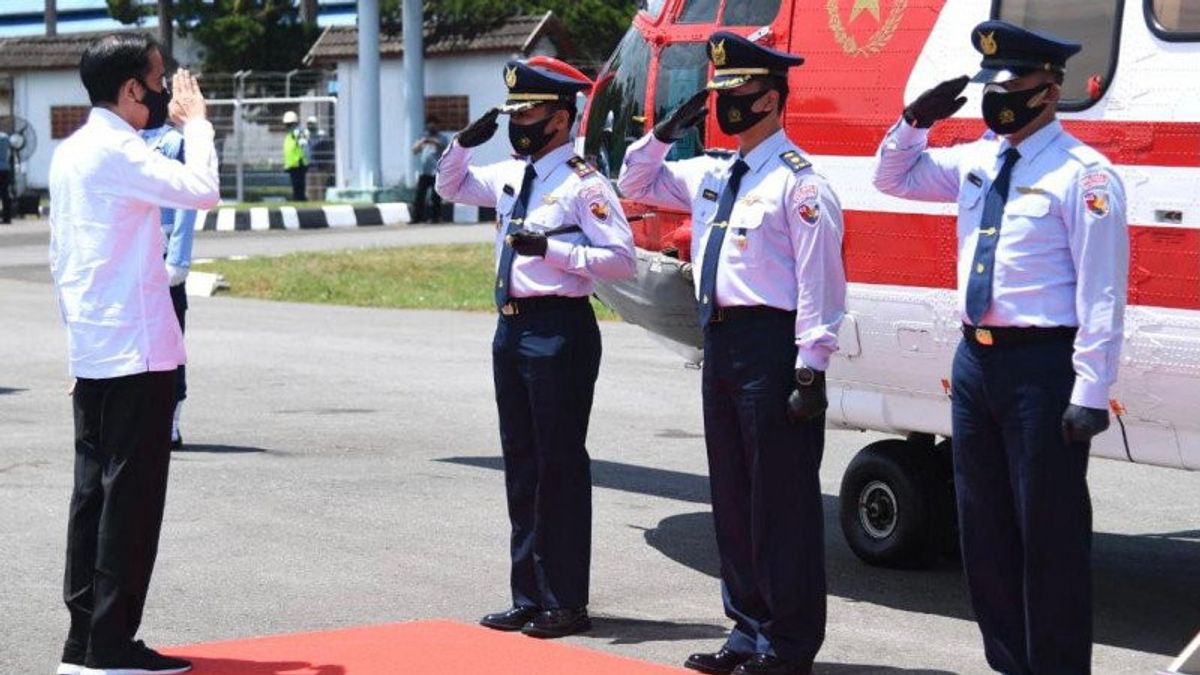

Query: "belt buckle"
(975, 328), (994, 346)
(710, 307), (725, 324)
(500, 302), (518, 316)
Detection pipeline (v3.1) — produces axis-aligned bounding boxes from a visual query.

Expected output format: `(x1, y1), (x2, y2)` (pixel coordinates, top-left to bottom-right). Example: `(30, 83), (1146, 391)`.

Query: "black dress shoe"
(520, 607), (591, 639)
(480, 606), (539, 631)
(684, 648), (752, 674)
(733, 653), (812, 675)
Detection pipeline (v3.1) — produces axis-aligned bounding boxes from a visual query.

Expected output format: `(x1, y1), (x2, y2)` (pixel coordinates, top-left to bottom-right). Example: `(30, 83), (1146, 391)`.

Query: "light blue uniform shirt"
(872, 118), (1128, 409)
(618, 129), (847, 371)
(0, 132), (11, 171)
(436, 141), (636, 298)
(140, 126), (197, 268)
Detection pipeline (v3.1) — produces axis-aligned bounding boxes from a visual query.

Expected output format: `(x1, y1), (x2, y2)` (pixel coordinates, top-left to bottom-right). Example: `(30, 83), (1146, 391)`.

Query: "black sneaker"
(84, 640), (191, 674)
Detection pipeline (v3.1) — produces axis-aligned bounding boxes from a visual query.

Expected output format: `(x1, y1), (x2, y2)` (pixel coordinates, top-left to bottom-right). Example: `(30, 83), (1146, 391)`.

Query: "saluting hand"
(168, 69), (207, 126)
(654, 90), (709, 143)
(1061, 404), (1110, 445)
(903, 75), (970, 129)
(787, 370), (828, 423)
(457, 108), (501, 148)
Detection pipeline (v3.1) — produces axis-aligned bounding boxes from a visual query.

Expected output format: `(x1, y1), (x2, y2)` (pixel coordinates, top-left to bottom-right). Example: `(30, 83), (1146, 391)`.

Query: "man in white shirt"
(48, 33), (219, 675)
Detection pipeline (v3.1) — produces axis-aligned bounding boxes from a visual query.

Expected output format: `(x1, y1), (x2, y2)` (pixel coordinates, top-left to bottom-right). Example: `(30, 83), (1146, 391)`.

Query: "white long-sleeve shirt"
(436, 141), (636, 297)
(49, 108), (219, 379)
(873, 118), (1128, 408)
(618, 130), (847, 371)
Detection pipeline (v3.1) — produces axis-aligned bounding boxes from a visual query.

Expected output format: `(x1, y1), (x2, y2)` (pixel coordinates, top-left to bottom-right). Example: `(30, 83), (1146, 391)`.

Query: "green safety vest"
(283, 129), (307, 169)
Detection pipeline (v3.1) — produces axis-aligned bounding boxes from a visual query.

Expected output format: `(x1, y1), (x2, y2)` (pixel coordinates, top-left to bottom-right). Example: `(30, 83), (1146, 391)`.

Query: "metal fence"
(199, 71), (338, 204)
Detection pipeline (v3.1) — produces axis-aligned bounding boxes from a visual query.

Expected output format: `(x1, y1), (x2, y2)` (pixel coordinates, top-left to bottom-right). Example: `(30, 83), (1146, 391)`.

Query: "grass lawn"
(193, 243), (620, 320)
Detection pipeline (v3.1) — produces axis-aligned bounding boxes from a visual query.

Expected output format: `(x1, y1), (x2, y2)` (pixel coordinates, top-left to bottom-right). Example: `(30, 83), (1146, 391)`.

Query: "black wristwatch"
(795, 366), (820, 387)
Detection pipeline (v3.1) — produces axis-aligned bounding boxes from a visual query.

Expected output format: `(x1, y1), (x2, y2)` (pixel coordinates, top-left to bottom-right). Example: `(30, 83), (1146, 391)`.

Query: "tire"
(839, 439), (945, 569)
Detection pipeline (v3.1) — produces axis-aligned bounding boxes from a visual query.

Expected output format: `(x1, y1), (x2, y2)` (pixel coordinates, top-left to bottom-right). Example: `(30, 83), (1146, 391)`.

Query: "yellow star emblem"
(849, 0), (881, 23)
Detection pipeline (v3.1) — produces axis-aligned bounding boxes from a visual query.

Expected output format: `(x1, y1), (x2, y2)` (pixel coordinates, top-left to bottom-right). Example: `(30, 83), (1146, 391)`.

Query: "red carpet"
(167, 620), (688, 674)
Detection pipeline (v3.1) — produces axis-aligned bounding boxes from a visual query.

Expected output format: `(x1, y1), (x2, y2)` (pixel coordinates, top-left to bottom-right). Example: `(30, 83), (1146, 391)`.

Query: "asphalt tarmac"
(2, 219), (1197, 674)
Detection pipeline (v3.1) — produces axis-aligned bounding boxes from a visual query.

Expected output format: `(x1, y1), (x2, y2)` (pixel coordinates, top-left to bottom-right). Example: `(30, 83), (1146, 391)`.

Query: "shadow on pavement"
(588, 615), (728, 645)
(0, 386), (27, 395)
(174, 444), (272, 454)
(181, 657), (345, 674)
(439, 455), (1200, 657)
(813, 665), (957, 674)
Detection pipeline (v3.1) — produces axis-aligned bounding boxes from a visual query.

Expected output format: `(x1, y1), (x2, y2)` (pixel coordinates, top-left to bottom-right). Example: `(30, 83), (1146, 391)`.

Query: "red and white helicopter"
(576, 0), (1200, 569)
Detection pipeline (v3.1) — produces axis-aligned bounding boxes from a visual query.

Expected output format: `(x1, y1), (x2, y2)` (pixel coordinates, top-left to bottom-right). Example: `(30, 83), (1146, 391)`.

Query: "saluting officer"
(620, 32), (845, 675)
(873, 20), (1128, 675)
(436, 57), (636, 639)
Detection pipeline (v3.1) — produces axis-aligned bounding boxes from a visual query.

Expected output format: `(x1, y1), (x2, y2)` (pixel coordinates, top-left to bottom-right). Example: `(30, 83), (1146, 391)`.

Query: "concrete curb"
(197, 203), (411, 232)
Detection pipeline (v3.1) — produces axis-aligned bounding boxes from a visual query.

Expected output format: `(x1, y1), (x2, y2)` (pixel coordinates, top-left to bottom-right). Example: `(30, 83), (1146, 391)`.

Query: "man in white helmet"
(281, 110), (308, 201)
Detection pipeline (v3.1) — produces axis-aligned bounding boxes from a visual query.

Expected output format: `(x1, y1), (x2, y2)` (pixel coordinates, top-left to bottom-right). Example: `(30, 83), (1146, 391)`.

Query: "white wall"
(336, 51), (539, 219)
(13, 69), (90, 190)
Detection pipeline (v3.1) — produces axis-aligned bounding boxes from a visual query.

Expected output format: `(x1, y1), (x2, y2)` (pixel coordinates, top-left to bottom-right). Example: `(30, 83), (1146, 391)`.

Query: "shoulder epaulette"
(779, 150), (811, 173)
(566, 156), (596, 178)
(1065, 143), (1106, 168)
(705, 147), (736, 159)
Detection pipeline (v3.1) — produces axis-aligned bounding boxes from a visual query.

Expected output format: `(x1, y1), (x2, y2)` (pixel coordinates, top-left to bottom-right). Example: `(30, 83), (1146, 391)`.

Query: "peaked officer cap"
(970, 20), (1082, 83)
(706, 30), (804, 91)
(500, 57), (593, 114)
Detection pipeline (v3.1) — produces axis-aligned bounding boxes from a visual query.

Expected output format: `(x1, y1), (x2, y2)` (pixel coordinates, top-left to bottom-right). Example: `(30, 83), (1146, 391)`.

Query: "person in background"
(282, 110), (308, 202)
(140, 121), (197, 450)
(0, 128), (12, 224)
(49, 32), (218, 675)
(411, 116), (448, 223)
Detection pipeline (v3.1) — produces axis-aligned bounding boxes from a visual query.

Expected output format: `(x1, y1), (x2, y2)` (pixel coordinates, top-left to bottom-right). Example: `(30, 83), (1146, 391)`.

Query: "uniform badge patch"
(589, 201), (610, 221)
(792, 183), (821, 226)
(798, 201), (821, 226)
(1084, 190), (1110, 217)
(1080, 171), (1110, 190)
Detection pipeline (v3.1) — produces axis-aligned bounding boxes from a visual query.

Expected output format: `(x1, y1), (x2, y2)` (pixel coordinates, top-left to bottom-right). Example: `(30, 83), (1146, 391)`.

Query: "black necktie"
(697, 159), (750, 326)
(965, 147), (1021, 324)
(495, 163), (537, 309)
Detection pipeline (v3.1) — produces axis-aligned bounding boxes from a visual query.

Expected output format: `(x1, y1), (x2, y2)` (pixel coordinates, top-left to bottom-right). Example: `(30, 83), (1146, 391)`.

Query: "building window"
(1147, 0), (1200, 38)
(996, 0), (1124, 110)
(51, 106), (89, 140)
(425, 96), (469, 131)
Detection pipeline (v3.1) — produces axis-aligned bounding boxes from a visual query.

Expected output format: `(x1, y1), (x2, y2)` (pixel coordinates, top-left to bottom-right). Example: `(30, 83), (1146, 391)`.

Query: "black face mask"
(982, 82), (1051, 136)
(508, 113), (557, 157)
(716, 89), (771, 135)
(137, 78), (172, 130)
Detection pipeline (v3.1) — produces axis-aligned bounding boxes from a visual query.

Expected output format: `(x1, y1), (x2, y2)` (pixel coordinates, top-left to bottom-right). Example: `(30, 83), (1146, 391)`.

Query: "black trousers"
(169, 283), (188, 403)
(702, 310), (826, 665)
(0, 169), (12, 222)
(64, 370), (177, 660)
(952, 337), (1092, 674)
(492, 300), (601, 610)
(287, 166), (308, 202)
(413, 174), (442, 223)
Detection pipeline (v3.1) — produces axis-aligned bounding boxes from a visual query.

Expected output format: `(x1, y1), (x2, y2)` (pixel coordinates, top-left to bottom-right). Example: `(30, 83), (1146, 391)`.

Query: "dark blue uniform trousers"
(952, 336), (1092, 675)
(493, 300), (601, 610)
(702, 310), (826, 665)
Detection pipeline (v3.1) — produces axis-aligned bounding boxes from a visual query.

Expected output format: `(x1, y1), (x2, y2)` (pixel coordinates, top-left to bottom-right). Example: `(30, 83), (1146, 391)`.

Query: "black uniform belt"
(499, 295), (589, 316)
(962, 324), (1078, 347)
(710, 305), (795, 324)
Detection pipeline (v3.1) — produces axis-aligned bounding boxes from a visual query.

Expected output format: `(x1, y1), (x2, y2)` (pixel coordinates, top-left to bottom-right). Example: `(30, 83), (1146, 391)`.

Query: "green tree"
(382, 0), (638, 67)
(107, 0), (321, 73)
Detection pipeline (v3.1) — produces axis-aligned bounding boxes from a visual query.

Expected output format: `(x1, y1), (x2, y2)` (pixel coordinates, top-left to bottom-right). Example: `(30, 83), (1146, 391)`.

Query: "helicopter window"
(584, 28), (651, 178)
(654, 43), (710, 162)
(722, 0), (783, 25)
(640, 0), (668, 20)
(678, 0), (719, 24)
(995, 0), (1123, 111)
(1147, 0), (1200, 37)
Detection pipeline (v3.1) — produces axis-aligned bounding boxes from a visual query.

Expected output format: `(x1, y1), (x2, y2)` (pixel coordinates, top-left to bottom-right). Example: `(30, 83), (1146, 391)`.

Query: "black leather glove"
(903, 75), (970, 129)
(456, 108), (500, 148)
(508, 230), (548, 257)
(787, 368), (827, 423)
(654, 90), (709, 143)
(1062, 404), (1110, 445)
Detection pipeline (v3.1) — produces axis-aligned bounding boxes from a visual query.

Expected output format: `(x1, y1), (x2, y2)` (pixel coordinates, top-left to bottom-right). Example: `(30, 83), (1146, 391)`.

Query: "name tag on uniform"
(702, 189), (719, 202)
(967, 173), (983, 187)
(1015, 186), (1049, 195)
(502, 185), (515, 196)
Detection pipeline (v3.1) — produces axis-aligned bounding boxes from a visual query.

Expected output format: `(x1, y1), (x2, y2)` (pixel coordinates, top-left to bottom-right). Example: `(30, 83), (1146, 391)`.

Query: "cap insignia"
(711, 39), (727, 67)
(505, 66), (518, 90)
(979, 31), (998, 56)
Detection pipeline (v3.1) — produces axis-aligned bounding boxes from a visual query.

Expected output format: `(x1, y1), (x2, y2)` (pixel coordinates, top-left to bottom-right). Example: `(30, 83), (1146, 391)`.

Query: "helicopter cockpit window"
(722, 0), (783, 25)
(584, 28), (651, 178)
(678, 0), (719, 24)
(654, 43), (710, 162)
(640, 0), (668, 19)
